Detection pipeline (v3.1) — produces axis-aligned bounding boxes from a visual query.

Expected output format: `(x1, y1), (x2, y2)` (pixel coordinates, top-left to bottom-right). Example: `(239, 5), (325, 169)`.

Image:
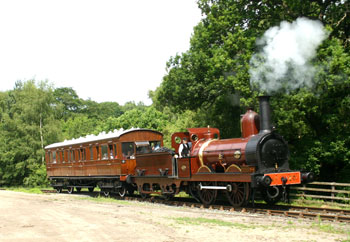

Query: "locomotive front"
(245, 96), (313, 203)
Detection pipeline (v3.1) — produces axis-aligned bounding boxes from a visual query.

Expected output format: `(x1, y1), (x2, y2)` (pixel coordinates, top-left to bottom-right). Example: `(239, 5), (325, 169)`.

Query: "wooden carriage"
(45, 128), (163, 194)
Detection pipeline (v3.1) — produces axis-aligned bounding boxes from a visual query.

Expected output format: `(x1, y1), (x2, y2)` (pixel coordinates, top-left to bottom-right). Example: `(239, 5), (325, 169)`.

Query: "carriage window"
(52, 151), (57, 163)
(122, 142), (135, 159)
(47, 151), (51, 163)
(114, 144), (117, 158)
(70, 150), (74, 162)
(136, 141), (151, 154)
(108, 144), (115, 159)
(101, 145), (108, 160)
(90, 147), (93, 160)
(75, 149), (81, 161)
(81, 148), (86, 161)
(150, 141), (161, 151)
(58, 151), (61, 163)
(96, 146), (100, 160)
(62, 150), (65, 163)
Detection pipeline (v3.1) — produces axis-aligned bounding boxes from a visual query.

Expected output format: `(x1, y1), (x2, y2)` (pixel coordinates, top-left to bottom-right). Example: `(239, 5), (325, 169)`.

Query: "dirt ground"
(0, 190), (349, 242)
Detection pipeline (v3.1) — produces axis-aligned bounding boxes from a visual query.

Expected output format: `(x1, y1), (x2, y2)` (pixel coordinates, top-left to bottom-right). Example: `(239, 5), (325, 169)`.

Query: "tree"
(94, 106), (169, 134)
(152, 0), (350, 181)
(0, 81), (61, 186)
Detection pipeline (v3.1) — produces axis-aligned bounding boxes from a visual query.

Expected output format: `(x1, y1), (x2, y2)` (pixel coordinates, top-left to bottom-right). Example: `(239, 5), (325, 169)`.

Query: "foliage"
(0, 81), (61, 186)
(152, 0), (350, 182)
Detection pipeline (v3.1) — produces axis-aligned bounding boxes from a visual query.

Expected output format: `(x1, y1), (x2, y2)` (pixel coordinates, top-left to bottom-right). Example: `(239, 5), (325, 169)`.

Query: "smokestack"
(259, 96), (272, 133)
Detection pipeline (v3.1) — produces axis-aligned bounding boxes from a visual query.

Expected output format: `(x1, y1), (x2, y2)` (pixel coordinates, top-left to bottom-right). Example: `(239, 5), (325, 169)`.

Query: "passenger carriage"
(45, 128), (163, 196)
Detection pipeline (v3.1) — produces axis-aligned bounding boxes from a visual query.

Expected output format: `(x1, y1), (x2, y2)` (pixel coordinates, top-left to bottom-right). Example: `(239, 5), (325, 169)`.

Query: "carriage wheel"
(163, 193), (175, 201)
(88, 187), (94, 193)
(76, 187), (81, 193)
(140, 183), (150, 199)
(225, 182), (249, 207)
(197, 182), (217, 206)
(56, 187), (62, 193)
(102, 190), (110, 197)
(67, 187), (74, 194)
(118, 186), (127, 198)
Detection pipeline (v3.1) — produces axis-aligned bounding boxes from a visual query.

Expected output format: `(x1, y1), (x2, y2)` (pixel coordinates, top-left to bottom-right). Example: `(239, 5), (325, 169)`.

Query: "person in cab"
(178, 138), (190, 158)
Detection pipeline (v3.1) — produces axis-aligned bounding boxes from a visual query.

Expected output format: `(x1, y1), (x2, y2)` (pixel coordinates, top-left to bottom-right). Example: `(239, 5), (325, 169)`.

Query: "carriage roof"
(45, 128), (162, 149)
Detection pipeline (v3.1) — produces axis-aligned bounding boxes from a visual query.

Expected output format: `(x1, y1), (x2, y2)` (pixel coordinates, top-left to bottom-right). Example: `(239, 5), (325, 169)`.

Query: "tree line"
(0, 81), (198, 186)
(1, 0), (349, 186)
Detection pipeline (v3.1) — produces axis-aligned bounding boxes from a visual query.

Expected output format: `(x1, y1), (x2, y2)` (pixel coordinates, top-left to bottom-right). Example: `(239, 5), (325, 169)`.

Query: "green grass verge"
(171, 217), (254, 229)
(3, 187), (45, 194)
(74, 195), (132, 205)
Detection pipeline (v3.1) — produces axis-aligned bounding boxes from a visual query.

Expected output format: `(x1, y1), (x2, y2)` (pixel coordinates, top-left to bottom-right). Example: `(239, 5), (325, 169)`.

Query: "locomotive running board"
(190, 173), (251, 182)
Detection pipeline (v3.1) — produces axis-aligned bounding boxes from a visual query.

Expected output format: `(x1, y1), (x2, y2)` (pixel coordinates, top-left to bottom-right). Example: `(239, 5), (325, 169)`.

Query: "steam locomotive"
(133, 96), (313, 206)
(45, 96), (313, 207)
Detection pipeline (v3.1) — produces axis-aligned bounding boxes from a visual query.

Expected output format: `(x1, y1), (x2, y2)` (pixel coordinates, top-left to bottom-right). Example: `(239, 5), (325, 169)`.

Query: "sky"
(0, 0), (202, 105)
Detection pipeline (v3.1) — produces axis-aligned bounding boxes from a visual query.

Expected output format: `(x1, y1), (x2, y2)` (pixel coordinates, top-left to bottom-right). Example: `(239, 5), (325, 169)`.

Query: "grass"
(311, 216), (350, 235)
(3, 187), (45, 194)
(171, 216), (254, 229)
(290, 198), (350, 210)
(73, 194), (132, 205)
(171, 215), (350, 237)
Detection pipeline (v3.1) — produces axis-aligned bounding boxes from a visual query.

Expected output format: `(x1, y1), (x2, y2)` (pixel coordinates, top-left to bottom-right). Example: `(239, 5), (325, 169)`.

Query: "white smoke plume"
(249, 17), (329, 94)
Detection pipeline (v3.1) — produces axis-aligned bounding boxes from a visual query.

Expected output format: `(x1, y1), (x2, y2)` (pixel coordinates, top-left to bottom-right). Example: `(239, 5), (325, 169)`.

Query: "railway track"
(39, 189), (350, 223)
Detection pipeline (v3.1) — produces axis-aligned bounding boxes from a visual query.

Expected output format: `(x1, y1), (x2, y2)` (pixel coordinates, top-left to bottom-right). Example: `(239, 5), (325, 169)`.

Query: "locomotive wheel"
(118, 186), (127, 198)
(261, 186), (282, 205)
(197, 182), (217, 206)
(67, 187), (74, 194)
(188, 182), (200, 202)
(225, 182), (249, 207)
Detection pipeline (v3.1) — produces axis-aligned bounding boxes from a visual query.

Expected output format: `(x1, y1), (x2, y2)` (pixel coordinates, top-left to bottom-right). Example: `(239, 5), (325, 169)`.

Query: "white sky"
(0, 0), (202, 105)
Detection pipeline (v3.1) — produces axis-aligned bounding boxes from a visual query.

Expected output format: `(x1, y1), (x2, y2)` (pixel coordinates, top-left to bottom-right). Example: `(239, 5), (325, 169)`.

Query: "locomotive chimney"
(259, 96), (272, 133)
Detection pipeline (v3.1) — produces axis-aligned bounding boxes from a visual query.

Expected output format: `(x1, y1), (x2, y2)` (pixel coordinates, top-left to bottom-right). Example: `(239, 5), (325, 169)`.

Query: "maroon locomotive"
(45, 96), (313, 206)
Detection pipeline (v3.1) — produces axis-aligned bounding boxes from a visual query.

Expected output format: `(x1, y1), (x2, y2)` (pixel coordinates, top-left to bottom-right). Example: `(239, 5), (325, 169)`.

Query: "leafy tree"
(53, 87), (83, 119)
(78, 99), (123, 120)
(61, 115), (98, 140)
(94, 106), (169, 134)
(152, 0), (350, 181)
(0, 81), (61, 186)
